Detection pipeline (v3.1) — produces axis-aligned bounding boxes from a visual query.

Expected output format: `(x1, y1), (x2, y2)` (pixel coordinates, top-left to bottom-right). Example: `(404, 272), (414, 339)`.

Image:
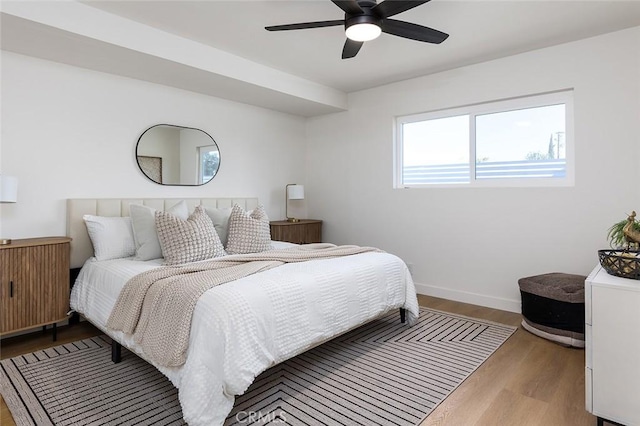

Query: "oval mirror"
(136, 124), (220, 186)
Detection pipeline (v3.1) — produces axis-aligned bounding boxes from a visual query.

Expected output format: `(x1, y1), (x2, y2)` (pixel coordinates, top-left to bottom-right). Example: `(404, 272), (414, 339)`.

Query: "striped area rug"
(1, 308), (516, 425)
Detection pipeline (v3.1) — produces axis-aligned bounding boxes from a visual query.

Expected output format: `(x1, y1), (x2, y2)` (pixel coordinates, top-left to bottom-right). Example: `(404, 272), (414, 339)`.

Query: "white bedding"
(70, 243), (419, 426)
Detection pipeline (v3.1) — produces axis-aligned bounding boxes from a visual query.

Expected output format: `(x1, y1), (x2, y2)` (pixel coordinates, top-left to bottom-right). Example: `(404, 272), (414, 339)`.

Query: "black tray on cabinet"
(598, 249), (640, 280)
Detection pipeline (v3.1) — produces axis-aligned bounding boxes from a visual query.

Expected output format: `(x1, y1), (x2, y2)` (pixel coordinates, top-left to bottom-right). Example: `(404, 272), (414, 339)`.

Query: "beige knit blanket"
(106, 243), (381, 367)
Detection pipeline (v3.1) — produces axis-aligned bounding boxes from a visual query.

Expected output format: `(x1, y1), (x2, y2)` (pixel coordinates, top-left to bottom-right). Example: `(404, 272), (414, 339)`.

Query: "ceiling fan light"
(345, 23), (381, 42)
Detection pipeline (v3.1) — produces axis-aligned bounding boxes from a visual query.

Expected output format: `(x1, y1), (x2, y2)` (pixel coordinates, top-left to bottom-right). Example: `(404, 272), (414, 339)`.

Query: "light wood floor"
(417, 295), (597, 426)
(1, 296), (600, 426)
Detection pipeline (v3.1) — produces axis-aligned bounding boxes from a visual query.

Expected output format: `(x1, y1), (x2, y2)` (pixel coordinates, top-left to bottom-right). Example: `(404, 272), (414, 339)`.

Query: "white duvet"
(70, 243), (419, 425)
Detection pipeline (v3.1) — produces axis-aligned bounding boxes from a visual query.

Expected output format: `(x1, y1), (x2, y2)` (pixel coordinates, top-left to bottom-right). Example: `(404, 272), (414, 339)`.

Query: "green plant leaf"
(607, 215), (640, 248)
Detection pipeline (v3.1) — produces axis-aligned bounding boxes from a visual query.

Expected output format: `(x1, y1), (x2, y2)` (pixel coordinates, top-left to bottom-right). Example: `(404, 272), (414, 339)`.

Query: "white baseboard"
(415, 282), (521, 313)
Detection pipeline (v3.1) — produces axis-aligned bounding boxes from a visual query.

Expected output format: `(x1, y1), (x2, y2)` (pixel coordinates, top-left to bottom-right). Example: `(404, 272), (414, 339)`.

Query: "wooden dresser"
(270, 220), (322, 244)
(1, 237), (71, 339)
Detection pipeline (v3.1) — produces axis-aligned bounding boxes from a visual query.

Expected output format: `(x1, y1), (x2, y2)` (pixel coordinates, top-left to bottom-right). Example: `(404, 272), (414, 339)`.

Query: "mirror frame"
(135, 124), (221, 186)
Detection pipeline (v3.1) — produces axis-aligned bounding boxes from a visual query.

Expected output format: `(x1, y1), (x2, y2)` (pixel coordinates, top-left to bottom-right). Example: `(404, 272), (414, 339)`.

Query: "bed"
(67, 198), (420, 425)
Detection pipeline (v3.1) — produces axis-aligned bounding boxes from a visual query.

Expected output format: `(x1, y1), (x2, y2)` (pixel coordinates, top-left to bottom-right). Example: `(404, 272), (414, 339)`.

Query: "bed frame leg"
(112, 341), (122, 364)
(400, 308), (406, 323)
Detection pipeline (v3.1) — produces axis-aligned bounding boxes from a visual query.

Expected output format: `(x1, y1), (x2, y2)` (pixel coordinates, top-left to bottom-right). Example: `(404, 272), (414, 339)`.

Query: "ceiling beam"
(0, 1), (348, 117)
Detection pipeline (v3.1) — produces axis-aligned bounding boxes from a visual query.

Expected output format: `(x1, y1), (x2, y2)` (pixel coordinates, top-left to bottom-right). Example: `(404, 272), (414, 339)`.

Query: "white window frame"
(197, 145), (219, 185)
(394, 90), (574, 188)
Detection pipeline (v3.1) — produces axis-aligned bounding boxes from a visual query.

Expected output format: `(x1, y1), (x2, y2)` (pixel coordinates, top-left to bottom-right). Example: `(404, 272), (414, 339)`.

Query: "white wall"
(306, 27), (640, 312)
(0, 51), (307, 239)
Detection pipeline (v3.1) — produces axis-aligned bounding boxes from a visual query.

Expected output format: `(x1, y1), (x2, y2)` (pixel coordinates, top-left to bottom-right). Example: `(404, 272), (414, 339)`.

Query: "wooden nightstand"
(1, 237), (71, 340)
(270, 220), (322, 244)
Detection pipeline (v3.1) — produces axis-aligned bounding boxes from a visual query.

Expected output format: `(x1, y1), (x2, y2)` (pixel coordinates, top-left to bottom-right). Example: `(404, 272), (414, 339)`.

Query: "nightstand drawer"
(270, 220), (322, 244)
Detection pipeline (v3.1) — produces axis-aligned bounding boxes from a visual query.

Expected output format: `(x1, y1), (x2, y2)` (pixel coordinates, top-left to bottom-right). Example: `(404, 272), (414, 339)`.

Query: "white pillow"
(203, 207), (232, 248)
(156, 205), (225, 265)
(226, 204), (272, 254)
(130, 201), (189, 261)
(83, 215), (135, 261)
(271, 240), (297, 250)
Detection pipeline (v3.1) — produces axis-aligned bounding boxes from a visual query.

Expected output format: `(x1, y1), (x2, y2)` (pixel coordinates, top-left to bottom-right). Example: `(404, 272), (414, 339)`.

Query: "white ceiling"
(2, 1), (640, 116)
(81, 0), (640, 92)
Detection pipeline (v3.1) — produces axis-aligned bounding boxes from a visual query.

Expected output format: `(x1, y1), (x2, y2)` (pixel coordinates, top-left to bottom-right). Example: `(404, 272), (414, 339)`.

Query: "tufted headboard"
(66, 198), (258, 268)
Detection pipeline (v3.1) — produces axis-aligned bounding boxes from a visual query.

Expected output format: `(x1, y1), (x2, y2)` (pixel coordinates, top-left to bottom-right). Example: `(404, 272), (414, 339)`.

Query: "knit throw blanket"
(106, 243), (381, 367)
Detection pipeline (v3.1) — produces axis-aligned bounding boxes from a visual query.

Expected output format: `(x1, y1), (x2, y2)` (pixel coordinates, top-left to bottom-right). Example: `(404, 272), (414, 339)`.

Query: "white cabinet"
(585, 265), (640, 426)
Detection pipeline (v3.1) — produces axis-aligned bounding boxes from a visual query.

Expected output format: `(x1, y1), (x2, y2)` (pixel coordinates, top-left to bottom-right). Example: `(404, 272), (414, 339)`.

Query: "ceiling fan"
(265, 0), (449, 59)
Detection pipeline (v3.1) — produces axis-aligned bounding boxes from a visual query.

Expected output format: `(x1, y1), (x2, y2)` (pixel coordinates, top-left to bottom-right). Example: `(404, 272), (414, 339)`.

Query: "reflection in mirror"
(136, 124), (220, 186)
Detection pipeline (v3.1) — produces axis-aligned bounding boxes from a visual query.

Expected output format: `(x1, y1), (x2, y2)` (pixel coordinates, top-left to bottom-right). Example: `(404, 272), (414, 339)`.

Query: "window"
(198, 145), (220, 184)
(395, 91), (573, 187)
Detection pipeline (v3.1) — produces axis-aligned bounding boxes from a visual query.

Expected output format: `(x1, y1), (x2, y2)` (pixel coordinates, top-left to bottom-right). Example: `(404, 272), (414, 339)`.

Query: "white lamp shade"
(287, 184), (305, 200)
(0, 176), (18, 203)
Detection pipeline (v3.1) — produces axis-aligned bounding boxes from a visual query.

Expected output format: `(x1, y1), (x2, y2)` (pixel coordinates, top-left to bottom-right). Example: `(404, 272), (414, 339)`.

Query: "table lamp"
(286, 184), (304, 222)
(0, 175), (18, 245)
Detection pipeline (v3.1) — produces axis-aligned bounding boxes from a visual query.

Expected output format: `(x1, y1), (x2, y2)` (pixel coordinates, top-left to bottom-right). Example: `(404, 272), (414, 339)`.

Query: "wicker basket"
(598, 249), (640, 280)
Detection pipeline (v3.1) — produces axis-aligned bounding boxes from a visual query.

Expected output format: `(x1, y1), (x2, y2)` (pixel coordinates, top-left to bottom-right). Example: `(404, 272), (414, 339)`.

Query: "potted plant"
(607, 211), (640, 249)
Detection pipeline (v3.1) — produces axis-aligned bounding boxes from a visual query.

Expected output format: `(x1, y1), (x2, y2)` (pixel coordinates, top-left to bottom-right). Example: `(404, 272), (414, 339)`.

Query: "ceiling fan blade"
(381, 19), (449, 43)
(265, 20), (344, 31)
(331, 0), (363, 15)
(342, 39), (364, 59)
(372, 0), (431, 18)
